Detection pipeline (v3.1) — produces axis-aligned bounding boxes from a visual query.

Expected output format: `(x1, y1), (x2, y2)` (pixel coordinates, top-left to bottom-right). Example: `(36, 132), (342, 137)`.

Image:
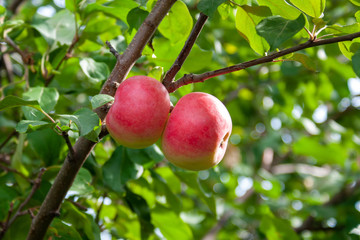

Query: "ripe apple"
(161, 92), (232, 171)
(106, 76), (170, 149)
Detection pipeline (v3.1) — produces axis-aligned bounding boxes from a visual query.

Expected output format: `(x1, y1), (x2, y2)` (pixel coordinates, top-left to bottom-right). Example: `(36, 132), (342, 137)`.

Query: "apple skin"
(161, 92), (232, 171)
(106, 76), (170, 149)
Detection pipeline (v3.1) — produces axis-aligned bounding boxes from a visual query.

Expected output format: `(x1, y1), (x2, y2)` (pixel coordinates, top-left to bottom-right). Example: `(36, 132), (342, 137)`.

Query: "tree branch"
(162, 13), (208, 88)
(0, 168), (45, 238)
(4, 36), (34, 66)
(167, 31), (360, 92)
(26, 1), (176, 239)
(97, 0), (177, 121)
(295, 178), (360, 233)
(0, 163), (31, 182)
(8, 0), (26, 14)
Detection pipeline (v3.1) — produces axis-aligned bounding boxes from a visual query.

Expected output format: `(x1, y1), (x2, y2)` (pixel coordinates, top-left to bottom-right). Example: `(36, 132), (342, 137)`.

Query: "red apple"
(106, 76), (170, 149)
(161, 92), (232, 171)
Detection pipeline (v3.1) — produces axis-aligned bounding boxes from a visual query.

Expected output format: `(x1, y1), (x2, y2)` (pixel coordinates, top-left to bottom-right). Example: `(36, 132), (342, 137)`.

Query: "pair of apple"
(105, 76), (232, 171)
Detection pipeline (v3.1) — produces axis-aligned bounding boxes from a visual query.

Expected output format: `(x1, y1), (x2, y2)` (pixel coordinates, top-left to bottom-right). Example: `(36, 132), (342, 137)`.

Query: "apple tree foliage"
(1, 0), (360, 239)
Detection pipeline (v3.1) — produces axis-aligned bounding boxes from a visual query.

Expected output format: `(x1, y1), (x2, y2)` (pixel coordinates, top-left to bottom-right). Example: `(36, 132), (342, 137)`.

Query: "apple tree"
(1, 0), (360, 239)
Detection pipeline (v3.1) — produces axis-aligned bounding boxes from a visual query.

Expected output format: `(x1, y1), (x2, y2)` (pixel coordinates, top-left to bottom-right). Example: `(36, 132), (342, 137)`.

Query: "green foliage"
(2, 0), (360, 239)
(256, 14), (306, 51)
(198, 0), (226, 17)
(90, 94), (114, 109)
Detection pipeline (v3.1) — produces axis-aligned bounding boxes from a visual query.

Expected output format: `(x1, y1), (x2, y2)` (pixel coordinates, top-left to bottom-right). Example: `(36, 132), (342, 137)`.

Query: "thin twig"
(38, 109), (75, 157)
(0, 169), (45, 237)
(1, 49), (14, 83)
(0, 202), (14, 239)
(8, 0), (26, 13)
(295, 178), (360, 233)
(62, 131), (75, 159)
(0, 163), (32, 182)
(95, 193), (107, 225)
(106, 41), (121, 61)
(0, 154), (11, 165)
(4, 36), (34, 65)
(167, 31), (360, 93)
(0, 130), (18, 151)
(162, 13), (208, 87)
(67, 200), (88, 211)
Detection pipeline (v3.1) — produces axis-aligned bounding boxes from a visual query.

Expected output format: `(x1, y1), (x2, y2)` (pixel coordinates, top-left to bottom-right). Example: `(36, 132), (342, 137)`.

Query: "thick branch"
(162, 13), (208, 87)
(26, 137), (96, 240)
(26, 1), (176, 239)
(167, 31), (360, 92)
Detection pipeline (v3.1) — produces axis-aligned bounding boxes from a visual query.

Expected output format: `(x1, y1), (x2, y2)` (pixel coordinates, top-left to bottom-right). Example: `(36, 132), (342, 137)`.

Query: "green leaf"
(0, 96), (40, 111)
(61, 201), (100, 240)
(350, 0), (360, 6)
(47, 218), (82, 240)
(173, 169), (216, 214)
(352, 49), (360, 77)
(148, 66), (163, 80)
(22, 87), (59, 121)
(32, 9), (76, 45)
(257, 0), (301, 20)
(90, 94), (114, 109)
(150, 170), (182, 213)
(293, 136), (348, 166)
(69, 168), (94, 196)
(11, 133), (30, 192)
(65, 0), (81, 12)
(152, 38), (183, 70)
(326, 23), (360, 36)
(284, 53), (317, 71)
(259, 206), (300, 240)
(256, 14), (306, 50)
(183, 44), (213, 72)
(338, 40), (360, 59)
(59, 108), (101, 141)
(28, 128), (64, 166)
(83, 1), (138, 26)
(125, 188), (154, 240)
(127, 7), (148, 31)
(151, 204), (193, 240)
(158, 1), (193, 44)
(287, 0), (326, 18)
(126, 144), (164, 169)
(3, 215), (32, 240)
(79, 58), (110, 83)
(3, 20), (24, 31)
(0, 5), (5, 15)
(235, 6), (271, 55)
(0, 186), (18, 221)
(197, 0), (226, 17)
(15, 120), (55, 133)
(102, 146), (143, 194)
